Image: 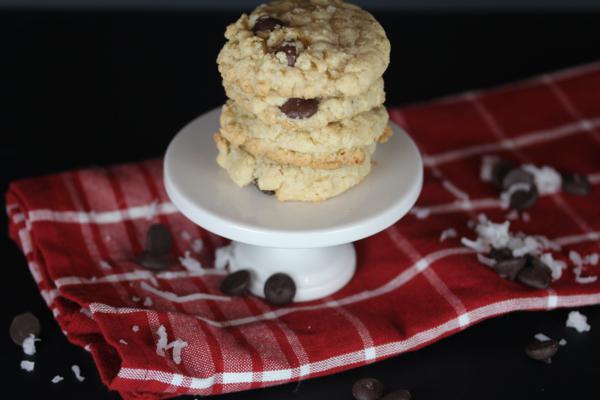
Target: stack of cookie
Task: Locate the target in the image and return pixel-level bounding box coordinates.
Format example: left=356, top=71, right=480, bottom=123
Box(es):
left=215, top=0, right=391, bottom=201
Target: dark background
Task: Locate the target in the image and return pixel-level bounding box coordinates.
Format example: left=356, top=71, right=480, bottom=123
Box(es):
left=2, top=7, right=600, bottom=400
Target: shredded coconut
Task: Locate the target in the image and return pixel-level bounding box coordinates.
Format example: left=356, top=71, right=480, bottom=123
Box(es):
left=156, top=325, right=168, bottom=356
left=143, top=296, right=153, bottom=307
left=539, top=253, right=566, bottom=280
left=80, top=307, right=93, bottom=318
left=84, top=344, right=92, bottom=352
left=132, top=325, right=140, bottom=333
left=191, top=238, right=204, bottom=254
left=155, top=325, right=188, bottom=365
left=570, top=250, right=599, bottom=284
left=534, top=333, right=551, bottom=341
left=559, top=339, right=567, bottom=346
left=480, top=155, right=500, bottom=182
left=119, top=339, right=128, bottom=345
left=180, top=231, right=192, bottom=241
left=440, top=228, right=457, bottom=242
left=20, top=360, right=35, bottom=372
left=522, top=164, right=562, bottom=195
left=521, top=212, right=530, bottom=223
left=98, top=260, right=111, bottom=270
left=71, top=365, right=85, bottom=382
left=566, top=311, right=591, bottom=333
left=214, top=244, right=235, bottom=269
left=570, top=250, right=583, bottom=267
left=179, top=251, right=204, bottom=273
left=51, top=375, right=64, bottom=384
left=132, top=296, right=141, bottom=302
left=22, top=334, right=40, bottom=356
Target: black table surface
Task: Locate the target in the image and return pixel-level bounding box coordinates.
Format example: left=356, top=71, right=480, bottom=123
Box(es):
left=2, top=10, right=600, bottom=400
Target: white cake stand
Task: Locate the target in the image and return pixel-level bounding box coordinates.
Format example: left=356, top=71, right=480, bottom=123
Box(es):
left=164, top=107, right=423, bottom=302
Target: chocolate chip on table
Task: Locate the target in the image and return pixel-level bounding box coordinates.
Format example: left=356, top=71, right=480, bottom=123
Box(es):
left=264, top=273, right=296, bottom=305
left=517, top=257, right=551, bottom=289
left=352, top=377, right=385, bottom=400
left=525, top=339, right=559, bottom=363
left=280, top=98, right=319, bottom=119
left=275, top=43, right=297, bottom=66
left=493, top=257, right=527, bottom=280
left=145, top=224, right=172, bottom=255
left=252, top=16, right=285, bottom=34
left=137, top=223, right=172, bottom=271
left=502, top=168, right=534, bottom=190
left=10, top=312, right=40, bottom=346
left=220, top=270, right=251, bottom=296
left=508, top=183, right=538, bottom=209
left=562, top=172, right=592, bottom=195
left=491, top=160, right=514, bottom=187
left=381, top=389, right=412, bottom=400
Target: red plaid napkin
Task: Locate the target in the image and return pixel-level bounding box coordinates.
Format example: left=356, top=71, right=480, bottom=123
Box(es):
left=7, top=62, right=600, bottom=399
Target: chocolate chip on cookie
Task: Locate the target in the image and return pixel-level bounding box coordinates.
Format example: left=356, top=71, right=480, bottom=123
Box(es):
left=252, top=16, right=285, bottom=34
left=275, top=43, right=297, bottom=66
left=280, top=98, right=319, bottom=119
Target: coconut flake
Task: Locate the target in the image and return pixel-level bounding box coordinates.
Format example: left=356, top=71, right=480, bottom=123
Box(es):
left=539, top=253, right=566, bottom=280
left=461, top=237, right=489, bottom=253
left=480, top=155, right=500, bottom=182
left=414, top=208, right=431, bottom=219
left=506, top=210, right=519, bottom=220
left=534, top=333, right=551, bottom=341
left=179, top=251, right=203, bottom=273
left=20, top=360, right=35, bottom=372
left=191, top=239, right=204, bottom=253
left=570, top=250, right=583, bottom=267
left=156, top=325, right=168, bottom=356
left=119, top=339, right=128, bottom=345
left=22, top=334, right=40, bottom=356
left=143, top=296, right=153, bottom=307
left=131, top=296, right=141, bottom=303
left=440, top=228, right=458, bottom=242
left=559, top=339, right=567, bottom=346
left=71, top=365, right=85, bottom=382
left=51, top=375, right=64, bottom=384
left=521, top=212, right=530, bottom=223
left=566, top=310, right=591, bottom=333
left=132, top=325, right=140, bottom=332
left=166, top=339, right=188, bottom=365
left=181, top=231, right=192, bottom=241
left=522, top=164, right=562, bottom=195
left=477, top=253, right=497, bottom=267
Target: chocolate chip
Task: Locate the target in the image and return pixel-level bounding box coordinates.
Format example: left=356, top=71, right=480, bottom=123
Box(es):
left=280, top=98, right=319, bottom=119
left=491, top=160, right=514, bottom=187
left=252, top=16, right=285, bottom=34
left=517, top=258, right=551, bottom=289
left=220, top=270, right=251, bottom=296
left=10, top=312, right=40, bottom=346
left=136, top=251, right=170, bottom=271
left=502, top=168, right=534, bottom=190
left=381, top=389, right=412, bottom=400
left=562, top=172, right=592, bottom=196
left=275, top=43, right=297, bottom=66
left=489, top=247, right=514, bottom=262
left=264, top=273, right=296, bottom=305
left=145, top=224, right=172, bottom=255
left=509, top=183, right=538, bottom=209
left=352, top=378, right=385, bottom=400
left=525, top=339, right=559, bottom=363
left=493, top=257, right=527, bottom=280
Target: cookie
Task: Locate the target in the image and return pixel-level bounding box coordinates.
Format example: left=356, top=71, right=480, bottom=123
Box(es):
left=220, top=100, right=389, bottom=154
left=214, top=133, right=373, bottom=201
left=223, top=78, right=385, bottom=129
left=217, top=0, right=390, bottom=98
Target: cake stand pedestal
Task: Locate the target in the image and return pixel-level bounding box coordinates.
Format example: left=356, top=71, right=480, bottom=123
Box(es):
left=164, top=107, right=423, bottom=302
